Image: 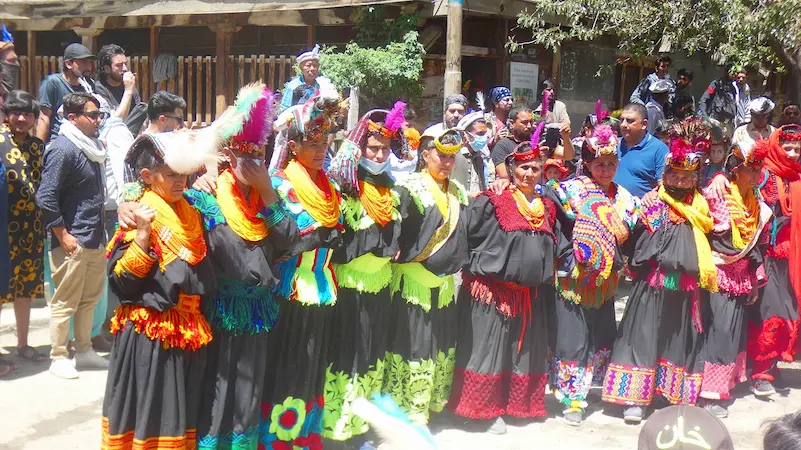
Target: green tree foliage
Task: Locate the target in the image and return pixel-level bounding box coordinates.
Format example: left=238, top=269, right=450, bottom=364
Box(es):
left=511, top=0, right=801, bottom=99
left=320, top=31, right=425, bottom=107
left=353, top=5, right=422, bottom=47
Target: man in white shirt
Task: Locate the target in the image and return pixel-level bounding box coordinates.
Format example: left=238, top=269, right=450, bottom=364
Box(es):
left=535, top=79, right=571, bottom=125
left=732, top=97, right=776, bottom=156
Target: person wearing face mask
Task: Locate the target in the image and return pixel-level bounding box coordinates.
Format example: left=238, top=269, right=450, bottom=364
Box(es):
left=453, top=112, right=494, bottom=195
left=448, top=132, right=559, bottom=434
left=386, top=128, right=469, bottom=427
left=546, top=124, right=640, bottom=426
left=696, top=141, right=772, bottom=419
left=601, top=135, right=716, bottom=423
left=323, top=107, right=406, bottom=447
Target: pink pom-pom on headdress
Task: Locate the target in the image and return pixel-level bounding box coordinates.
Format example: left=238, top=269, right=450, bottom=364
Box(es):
left=670, top=138, right=692, bottom=161
left=592, top=124, right=615, bottom=145
left=385, top=101, right=407, bottom=134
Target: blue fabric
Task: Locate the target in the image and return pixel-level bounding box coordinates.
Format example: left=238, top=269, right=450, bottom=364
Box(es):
left=208, top=279, right=279, bottom=336
left=612, top=133, right=669, bottom=198
left=0, top=162, right=9, bottom=295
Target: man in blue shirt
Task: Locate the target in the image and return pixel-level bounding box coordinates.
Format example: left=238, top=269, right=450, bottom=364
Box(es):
left=613, top=103, right=670, bottom=198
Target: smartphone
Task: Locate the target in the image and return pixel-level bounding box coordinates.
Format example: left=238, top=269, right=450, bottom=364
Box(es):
left=545, top=125, right=561, bottom=150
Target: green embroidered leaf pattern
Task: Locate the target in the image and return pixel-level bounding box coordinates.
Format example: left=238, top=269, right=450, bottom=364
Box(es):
left=322, top=359, right=385, bottom=441
left=381, top=350, right=455, bottom=426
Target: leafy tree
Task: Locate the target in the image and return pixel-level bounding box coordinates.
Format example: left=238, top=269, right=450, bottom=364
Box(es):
left=510, top=0, right=801, bottom=101
left=320, top=31, right=425, bottom=108
left=353, top=5, right=422, bottom=47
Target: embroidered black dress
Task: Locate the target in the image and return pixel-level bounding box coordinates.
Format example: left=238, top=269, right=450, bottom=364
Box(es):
left=385, top=172, right=468, bottom=425
left=324, top=170, right=401, bottom=441
left=257, top=169, right=343, bottom=450
left=102, top=195, right=217, bottom=449
left=448, top=190, right=557, bottom=420
left=601, top=199, right=706, bottom=407
left=185, top=183, right=299, bottom=450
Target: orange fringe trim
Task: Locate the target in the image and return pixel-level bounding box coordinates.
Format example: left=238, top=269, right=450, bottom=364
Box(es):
left=102, top=417, right=197, bottom=450
left=113, top=241, right=157, bottom=279
left=110, top=293, right=212, bottom=351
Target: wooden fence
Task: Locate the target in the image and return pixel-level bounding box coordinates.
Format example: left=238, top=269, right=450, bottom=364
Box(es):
left=18, top=54, right=297, bottom=127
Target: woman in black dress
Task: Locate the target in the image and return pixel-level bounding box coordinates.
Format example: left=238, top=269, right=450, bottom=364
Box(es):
left=324, top=108, right=404, bottom=445
left=449, top=139, right=559, bottom=434
left=601, top=136, right=716, bottom=423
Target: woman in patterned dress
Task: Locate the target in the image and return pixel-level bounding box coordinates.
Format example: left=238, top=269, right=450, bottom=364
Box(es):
left=0, top=90, right=47, bottom=365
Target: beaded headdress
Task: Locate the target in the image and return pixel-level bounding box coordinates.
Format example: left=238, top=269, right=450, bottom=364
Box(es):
left=666, top=138, right=703, bottom=171
left=581, top=124, right=619, bottom=161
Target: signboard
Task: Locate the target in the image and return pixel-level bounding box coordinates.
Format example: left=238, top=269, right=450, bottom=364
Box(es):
left=509, top=62, right=539, bottom=106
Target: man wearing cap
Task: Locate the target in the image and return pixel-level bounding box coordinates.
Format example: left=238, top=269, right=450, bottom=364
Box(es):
left=35, top=43, right=96, bottom=145
left=488, top=86, right=513, bottom=146
left=453, top=112, right=494, bottom=194
left=279, top=44, right=331, bottom=113
left=646, top=79, right=671, bottom=134
left=732, top=96, right=776, bottom=155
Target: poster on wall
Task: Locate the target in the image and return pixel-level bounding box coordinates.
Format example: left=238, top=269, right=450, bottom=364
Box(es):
left=509, top=62, right=539, bottom=106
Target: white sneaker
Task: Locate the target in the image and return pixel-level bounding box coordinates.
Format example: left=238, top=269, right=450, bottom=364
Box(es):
left=50, top=358, right=79, bottom=379
left=74, top=349, right=110, bottom=370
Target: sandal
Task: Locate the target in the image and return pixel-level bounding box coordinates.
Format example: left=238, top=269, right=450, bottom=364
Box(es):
left=17, top=345, right=48, bottom=363
left=0, top=356, right=17, bottom=377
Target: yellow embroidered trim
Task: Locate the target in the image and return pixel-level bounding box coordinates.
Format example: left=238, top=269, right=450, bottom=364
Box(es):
left=114, top=241, right=156, bottom=279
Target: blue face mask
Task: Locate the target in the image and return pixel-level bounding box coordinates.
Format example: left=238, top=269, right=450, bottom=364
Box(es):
left=470, top=134, right=489, bottom=151
left=360, top=157, right=391, bottom=175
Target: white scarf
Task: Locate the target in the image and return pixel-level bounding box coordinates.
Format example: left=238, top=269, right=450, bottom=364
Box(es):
left=59, top=121, right=106, bottom=163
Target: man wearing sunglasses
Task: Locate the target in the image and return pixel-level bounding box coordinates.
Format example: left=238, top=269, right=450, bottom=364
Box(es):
left=732, top=97, right=776, bottom=156
left=143, top=90, right=186, bottom=134
left=36, top=92, right=110, bottom=379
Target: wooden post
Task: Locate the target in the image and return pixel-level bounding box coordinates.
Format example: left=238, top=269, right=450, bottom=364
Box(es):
left=27, top=31, right=36, bottom=95
left=74, top=28, right=102, bottom=52
left=149, top=26, right=159, bottom=92
left=444, top=0, right=463, bottom=98
left=307, top=25, right=315, bottom=48
left=210, top=24, right=240, bottom=119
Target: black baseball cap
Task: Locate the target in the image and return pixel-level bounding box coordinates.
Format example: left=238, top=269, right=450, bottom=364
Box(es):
left=638, top=405, right=735, bottom=450
left=64, top=43, right=95, bottom=60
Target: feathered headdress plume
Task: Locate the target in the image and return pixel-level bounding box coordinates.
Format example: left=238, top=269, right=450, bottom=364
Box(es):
left=541, top=90, right=551, bottom=117
left=530, top=121, right=546, bottom=149
left=385, top=101, right=406, bottom=134
left=216, top=81, right=275, bottom=152
left=475, top=91, right=486, bottom=112
left=595, top=99, right=609, bottom=123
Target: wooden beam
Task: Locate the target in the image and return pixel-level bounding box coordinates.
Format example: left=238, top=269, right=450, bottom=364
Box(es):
left=149, top=26, right=159, bottom=92
left=444, top=0, right=463, bottom=98
left=26, top=31, right=36, bottom=95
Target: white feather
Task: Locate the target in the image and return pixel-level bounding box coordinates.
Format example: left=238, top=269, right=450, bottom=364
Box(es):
left=160, top=126, right=223, bottom=175
left=476, top=91, right=486, bottom=112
